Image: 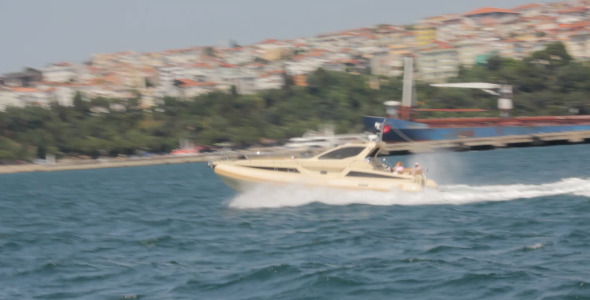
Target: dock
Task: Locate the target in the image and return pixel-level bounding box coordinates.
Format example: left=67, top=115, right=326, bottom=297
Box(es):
left=382, top=130, right=590, bottom=154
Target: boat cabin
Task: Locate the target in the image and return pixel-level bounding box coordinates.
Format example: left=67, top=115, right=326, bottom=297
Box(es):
left=313, top=141, right=385, bottom=161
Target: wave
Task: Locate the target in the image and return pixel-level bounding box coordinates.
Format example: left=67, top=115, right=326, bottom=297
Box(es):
left=229, top=177, right=590, bottom=209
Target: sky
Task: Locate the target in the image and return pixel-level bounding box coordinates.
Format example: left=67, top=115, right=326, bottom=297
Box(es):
left=0, top=0, right=555, bottom=73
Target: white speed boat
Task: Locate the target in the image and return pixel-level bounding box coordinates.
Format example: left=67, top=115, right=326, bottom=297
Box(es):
left=209, top=141, right=437, bottom=193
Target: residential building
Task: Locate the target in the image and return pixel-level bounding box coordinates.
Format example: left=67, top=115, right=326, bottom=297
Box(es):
left=370, top=53, right=405, bottom=77
left=464, top=7, right=521, bottom=26
left=416, top=42, right=459, bottom=82
left=174, top=79, right=218, bottom=98
left=42, top=62, right=80, bottom=83
left=1, top=68, right=43, bottom=87
left=565, top=29, right=590, bottom=59
left=455, top=39, right=493, bottom=66
left=415, top=25, right=437, bottom=46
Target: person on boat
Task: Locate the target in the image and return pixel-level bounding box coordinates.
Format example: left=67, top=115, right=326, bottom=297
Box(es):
left=413, top=162, right=423, bottom=175
left=392, top=161, right=405, bottom=174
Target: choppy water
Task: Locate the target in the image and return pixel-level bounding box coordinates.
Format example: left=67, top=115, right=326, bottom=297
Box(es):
left=1, top=144, right=589, bottom=299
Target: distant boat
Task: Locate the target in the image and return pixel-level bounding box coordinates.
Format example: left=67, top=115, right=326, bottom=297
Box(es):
left=171, top=140, right=204, bottom=156
left=171, top=147, right=201, bottom=156
left=364, top=57, right=590, bottom=142
left=283, top=128, right=368, bottom=150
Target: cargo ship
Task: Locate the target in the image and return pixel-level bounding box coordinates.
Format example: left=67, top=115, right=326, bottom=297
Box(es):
left=363, top=58, right=590, bottom=142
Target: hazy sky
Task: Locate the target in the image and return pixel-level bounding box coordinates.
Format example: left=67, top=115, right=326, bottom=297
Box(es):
left=0, top=0, right=553, bottom=73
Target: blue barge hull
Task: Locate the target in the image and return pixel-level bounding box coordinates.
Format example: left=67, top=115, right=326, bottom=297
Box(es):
left=363, top=116, right=590, bottom=142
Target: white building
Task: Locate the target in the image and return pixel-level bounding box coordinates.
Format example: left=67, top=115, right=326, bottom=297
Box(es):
left=42, top=62, right=80, bottom=83
left=285, top=56, right=329, bottom=75
left=455, top=39, right=493, bottom=66
left=255, top=73, right=284, bottom=90
left=224, top=75, right=258, bottom=95
left=370, top=53, right=405, bottom=77
left=173, top=79, right=218, bottom=98
left=49, top=86, right=77, bottom=106
left=416, top=43, right=459, bottom=82
left=0, top=88, right=18, bottom=111
left=0, top=87, right=50, bottom=110
left=566, top=30, right=590, bottom=60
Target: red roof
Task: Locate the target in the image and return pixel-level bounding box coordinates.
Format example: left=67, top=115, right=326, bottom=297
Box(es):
left=559, top=6, right=588, bottom=14
left=292, top=54, right=306, bottom=61
left=523, top=15, right=556, bottom=22
left=176, top=79, right=217, bottom=87
left=260, top=39, right=280, bottom=44
left=54, top=62, right=73, bottom=67
left=190, top=62, right=214, bottom=68
left=513, top=3, right=541, bottom=11
left=434, top=40, right=454, bottom=49
left=559, top=21, right=590, bottom=30
left=39, top=81, right=85, bottom=87
left=465, top=7, right=520, bottom=16
left=13, top=87, right=41, bottom=92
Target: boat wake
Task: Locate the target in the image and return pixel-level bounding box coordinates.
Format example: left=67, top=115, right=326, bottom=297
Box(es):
left=228, top=177, right=590, bottom=209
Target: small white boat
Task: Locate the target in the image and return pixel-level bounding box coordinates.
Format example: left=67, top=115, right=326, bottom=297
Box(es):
left=209, top=140, right=437, bottom=193
left=283, top=132, right=368, bottom=150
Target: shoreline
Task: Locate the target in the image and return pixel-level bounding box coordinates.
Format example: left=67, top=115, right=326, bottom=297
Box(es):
left=0, top=154, right=217, bottom=174
left=5, top=132, right=589, bottom=174
left=0, top=148, right=309, bottom=175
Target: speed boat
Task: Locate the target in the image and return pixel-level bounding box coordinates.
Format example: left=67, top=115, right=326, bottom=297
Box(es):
left=209, top=141, right=437, bottom=193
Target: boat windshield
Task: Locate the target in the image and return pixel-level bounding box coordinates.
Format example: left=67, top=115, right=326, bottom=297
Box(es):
left=318, top=146, right=365, bottom=160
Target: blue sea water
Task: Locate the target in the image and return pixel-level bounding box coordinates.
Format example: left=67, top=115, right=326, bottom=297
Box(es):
left=1, top=144, right=590, bottom=299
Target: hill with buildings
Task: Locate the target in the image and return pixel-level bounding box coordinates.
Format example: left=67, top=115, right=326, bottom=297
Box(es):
left=1, top=1, right=590, bottom=162
left=1, top=1, right=590, bottom=111
left=1, top=42, right=589, bottom=162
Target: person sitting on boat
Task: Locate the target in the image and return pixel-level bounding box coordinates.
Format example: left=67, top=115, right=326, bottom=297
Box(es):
left=412, top=162, right=423, bottom=175
left=392, top=161, right=405, bottom=174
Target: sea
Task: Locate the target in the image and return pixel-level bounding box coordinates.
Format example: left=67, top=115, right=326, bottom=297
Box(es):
left=1, top=144, right=589, bottom=300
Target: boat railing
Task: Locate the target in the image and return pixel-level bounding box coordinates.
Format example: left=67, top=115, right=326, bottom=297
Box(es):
left=368, top=157, right=392, bottom=171
left=413, top=173, right=426, bottom=186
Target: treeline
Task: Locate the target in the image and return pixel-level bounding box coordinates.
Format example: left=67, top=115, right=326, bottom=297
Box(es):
left=1, top=42, right=589, bottom=162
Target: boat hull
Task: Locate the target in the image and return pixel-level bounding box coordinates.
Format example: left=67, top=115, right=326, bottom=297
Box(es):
left=363, top=116, right=590, bottom=142
left=214, top=163, right=431, bottom=193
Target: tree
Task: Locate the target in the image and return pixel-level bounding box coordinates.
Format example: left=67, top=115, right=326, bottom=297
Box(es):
left=204, top=47, right=216, bottom=57
left=229, top=39, right=241, bottom=48
left=72, top=91, right=90, bottom=117
left=531, top=41, right=572, bottom=67
left=282, top=73, right=295, bottom=92
left=486, top=55, right=503, bottom=71
left=230, top=85, right=238, bottom=97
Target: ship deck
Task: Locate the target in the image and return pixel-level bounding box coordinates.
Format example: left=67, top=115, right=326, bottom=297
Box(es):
left=381, top=130, right=590, bottom=154
left=416, top=115, right=590, bottom=128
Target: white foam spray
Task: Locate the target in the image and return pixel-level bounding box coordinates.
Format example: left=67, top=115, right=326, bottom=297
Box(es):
left=228, top=177, right=590, bottom=209
left=525, top=243, right=545, bottom=250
